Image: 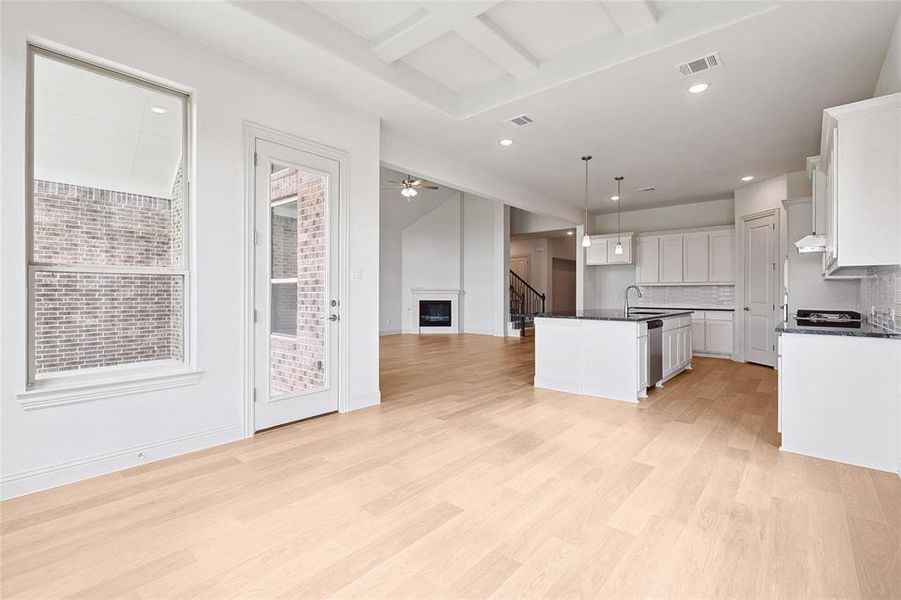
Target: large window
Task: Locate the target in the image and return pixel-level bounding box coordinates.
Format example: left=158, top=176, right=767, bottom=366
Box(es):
left=27, top=47, right=190, bottom=385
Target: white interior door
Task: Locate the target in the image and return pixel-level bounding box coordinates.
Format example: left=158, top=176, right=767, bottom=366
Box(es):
left=743, top=213, right=776, bottom=366
left=254, top=139, right=340, bottom=430
left=510, top=255, right=530, bottom=282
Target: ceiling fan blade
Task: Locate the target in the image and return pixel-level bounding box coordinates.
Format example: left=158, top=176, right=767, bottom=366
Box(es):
left=380, top=187, right=399, bottom=190
left=388, top=180, right=404, bottom=184
left=408, top=179, right=423, bottom=185
left=414, top=185, right=440, bottom=190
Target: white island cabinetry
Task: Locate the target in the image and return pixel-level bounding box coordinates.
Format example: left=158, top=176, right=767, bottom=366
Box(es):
left=534, top=311, right=693, bottom=404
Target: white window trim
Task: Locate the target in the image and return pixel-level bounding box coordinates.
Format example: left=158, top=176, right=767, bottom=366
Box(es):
left=23, top=44, right=198, bottom=404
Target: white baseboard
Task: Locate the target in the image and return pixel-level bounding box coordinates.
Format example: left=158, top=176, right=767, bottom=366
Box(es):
left=534, top=376, right=581, bottom=395
left=347, top=390, right=380, bottom=412
left=0, top=423, right=243, bottom=500
left=379, top=329, right=402, bottom=336
left=462, top=328, right=496, bottom=336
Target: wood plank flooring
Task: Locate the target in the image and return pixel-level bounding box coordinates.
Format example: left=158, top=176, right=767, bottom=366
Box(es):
left=2, top=333, right=899, bottom=599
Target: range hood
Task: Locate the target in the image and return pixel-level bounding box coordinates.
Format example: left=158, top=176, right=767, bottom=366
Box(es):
left=794, top=233, right=826, bottom=253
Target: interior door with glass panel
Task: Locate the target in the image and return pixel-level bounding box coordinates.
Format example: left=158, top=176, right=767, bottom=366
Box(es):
left=254, top=139, right=339, bottom=430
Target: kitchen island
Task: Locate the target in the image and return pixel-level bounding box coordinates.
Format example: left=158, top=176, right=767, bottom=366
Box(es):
left=534, top=309, right=693, bottom=404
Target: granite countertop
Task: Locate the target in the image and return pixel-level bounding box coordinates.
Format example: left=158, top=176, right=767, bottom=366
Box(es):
left=536, top=309, right=694, bottom=322
left=776, top=317, right=901, bottom=340
left=632, top=305, right=735, bottom=312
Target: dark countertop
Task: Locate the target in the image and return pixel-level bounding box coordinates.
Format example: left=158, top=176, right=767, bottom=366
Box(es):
left=633, top=305, right=734, bottom=312
left=536, top=309, right=694, bottom=322
left=776, top=317, right=901, bottom=340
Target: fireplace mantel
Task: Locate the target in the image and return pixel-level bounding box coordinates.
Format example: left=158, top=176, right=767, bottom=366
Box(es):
left=410, top=289, right=461, bottom=334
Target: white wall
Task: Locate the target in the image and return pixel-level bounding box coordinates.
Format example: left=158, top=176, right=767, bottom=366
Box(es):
left=401, top=195, right=463, bottom=332
left=593, top=198, right=734, bottom=234
left=379, top=232, right=404, bottom=335
left=875, top=11, right=901, bottom=96
left=393, top=191, right=505, bottom=335
left=1, top=1, right=381, bottom=498
left=785, top=199, right=858, bottom=312
left=462, top=194, right=504, bottom=335
left=510, top=207, right=574, bottom=236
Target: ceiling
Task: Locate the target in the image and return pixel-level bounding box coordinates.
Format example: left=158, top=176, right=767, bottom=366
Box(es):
left=33, top=52, right=183, bottom=198
left=379, top=167, right=457, bottom=230
left=117, top=1, right=900, bottom=212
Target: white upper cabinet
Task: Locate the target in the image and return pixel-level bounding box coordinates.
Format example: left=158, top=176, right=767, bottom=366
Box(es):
left=585, top=233, right=633, bottom=266
left=682, top=232, right=709, bottom=282
left=606, top=235, right=632, bottom=264
left=585, top=237, right=608, bottom=265
left=821, top=93, right=900, bottom=277
left=659, top=235, right=684, bottom=283
left=708, top=230, right=734, bottom=282
left=636, top=236, right=660, bottom=283
left=634, top=226, right=734, bottom=285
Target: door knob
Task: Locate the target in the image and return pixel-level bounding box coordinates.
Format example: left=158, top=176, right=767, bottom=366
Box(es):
left=329, top=314, right=340, bottom=321
left=743, top=306, right=750, bottom=311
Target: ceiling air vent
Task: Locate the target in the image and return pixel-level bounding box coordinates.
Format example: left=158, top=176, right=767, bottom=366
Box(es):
left=636, top=186, right=655, bottom=192
left=506, top=114, right=534, bottom=127
left=676, top=52, right=722, bottom=77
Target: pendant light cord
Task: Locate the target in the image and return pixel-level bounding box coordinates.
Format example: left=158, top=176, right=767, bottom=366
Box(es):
left=616, top=178, right=622, bottom=243
left=581, top=156, right=592, bottom=234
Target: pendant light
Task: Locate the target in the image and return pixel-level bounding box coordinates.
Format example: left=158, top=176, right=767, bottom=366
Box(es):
left=581, top=156, right=592, bottom=248
left=613, top=176, right=624, bottom=255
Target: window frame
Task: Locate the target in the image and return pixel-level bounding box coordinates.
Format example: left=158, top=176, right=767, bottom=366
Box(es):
left=25, top=44, right=193, bottom=389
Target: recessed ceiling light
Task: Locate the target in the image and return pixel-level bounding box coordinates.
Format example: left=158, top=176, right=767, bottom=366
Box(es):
left=687, top=83, right=709, bottom=94
left=741, top=175, right=754, bottom=182
left=150, top=105, right=168, bottom=114
left=566, top=230, right=574, bottom=236
left=610, top=195, right=620, bottom=201
left=499, top=138, right=514, bottom=147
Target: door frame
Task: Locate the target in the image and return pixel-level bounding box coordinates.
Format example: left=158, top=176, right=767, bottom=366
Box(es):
left=736, top=207, right=781, bottom=365
left=242, top=122, right=350, bottom=437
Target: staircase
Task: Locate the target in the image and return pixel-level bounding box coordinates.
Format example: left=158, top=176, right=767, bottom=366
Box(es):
left=510, top=270, right=546, bottom=337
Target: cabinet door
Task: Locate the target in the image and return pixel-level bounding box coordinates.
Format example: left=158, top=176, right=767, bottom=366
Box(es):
left=607, top=235, right=632, bottom=264
left=661, top=331, right=670, bottom=375
left=683, top=327, right=692, bottom=365
left=691, top=319, right=706, bottom=353
left=586, top=238, right=608, bottom=265
left=659, top=235, right=684, bottom=283
left=683, top=232, right=709, bottom=283
left=705, top=320, right=733, bottom=354
left=708, top=230, right=735, bottom=282
left=638, top=335, right=648, bottom=391
left=636, top=236, right=660, bottom=283
left=824, top=128, right=838, bottom=268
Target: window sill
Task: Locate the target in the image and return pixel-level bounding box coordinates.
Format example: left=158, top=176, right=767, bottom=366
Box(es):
left=17, top=368, right=204, bottom=410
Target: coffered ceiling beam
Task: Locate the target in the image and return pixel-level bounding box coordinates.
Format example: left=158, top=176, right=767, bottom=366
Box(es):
left=602, top=0, right=657, bottom=35
left=456, top=15, right=539, bottom=79
left=370, top=2, right=500, bottom=64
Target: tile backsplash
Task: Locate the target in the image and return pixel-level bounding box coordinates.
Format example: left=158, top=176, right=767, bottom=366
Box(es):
left=632, top=285, right=735, bottom=309
left=858, top=266, right=901, bottom=333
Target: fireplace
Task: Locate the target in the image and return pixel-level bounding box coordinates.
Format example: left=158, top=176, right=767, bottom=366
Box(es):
left=419, top=300, right=452, bottom=327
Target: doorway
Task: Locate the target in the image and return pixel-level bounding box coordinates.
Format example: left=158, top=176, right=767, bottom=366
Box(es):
left=742, top=211, right=777, bottom=366
left=253, top=138, right=340, bottom=430
left=552, top=258, right=577, bottom=313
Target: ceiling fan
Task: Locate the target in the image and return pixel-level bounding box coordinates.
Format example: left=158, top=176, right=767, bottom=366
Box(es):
left=381, top=175, right=438, bottom=199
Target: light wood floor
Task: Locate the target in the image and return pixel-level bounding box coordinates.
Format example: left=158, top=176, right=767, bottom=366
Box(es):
left=2, top=334, right=899, bottom=599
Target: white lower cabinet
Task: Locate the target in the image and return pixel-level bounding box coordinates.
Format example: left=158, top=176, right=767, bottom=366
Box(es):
left=637, top=334, right=649, bottom=395
left=690, top=311, right=734, bottom=356
left=691, top=319, right=706, bottom=352
left=705, top=319, right=733, bottom=355
left=661, top=316, right=692, bottom=380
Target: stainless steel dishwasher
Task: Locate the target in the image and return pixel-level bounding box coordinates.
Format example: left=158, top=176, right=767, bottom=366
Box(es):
left=647, top=320, right=663, bottom=387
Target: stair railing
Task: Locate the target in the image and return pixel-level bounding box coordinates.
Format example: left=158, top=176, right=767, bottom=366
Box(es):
left=509, top=270, right=546, bottom=336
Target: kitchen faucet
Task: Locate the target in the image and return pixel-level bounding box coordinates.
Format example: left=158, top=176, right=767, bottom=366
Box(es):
left=624, top=285, right=642, bottom=315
